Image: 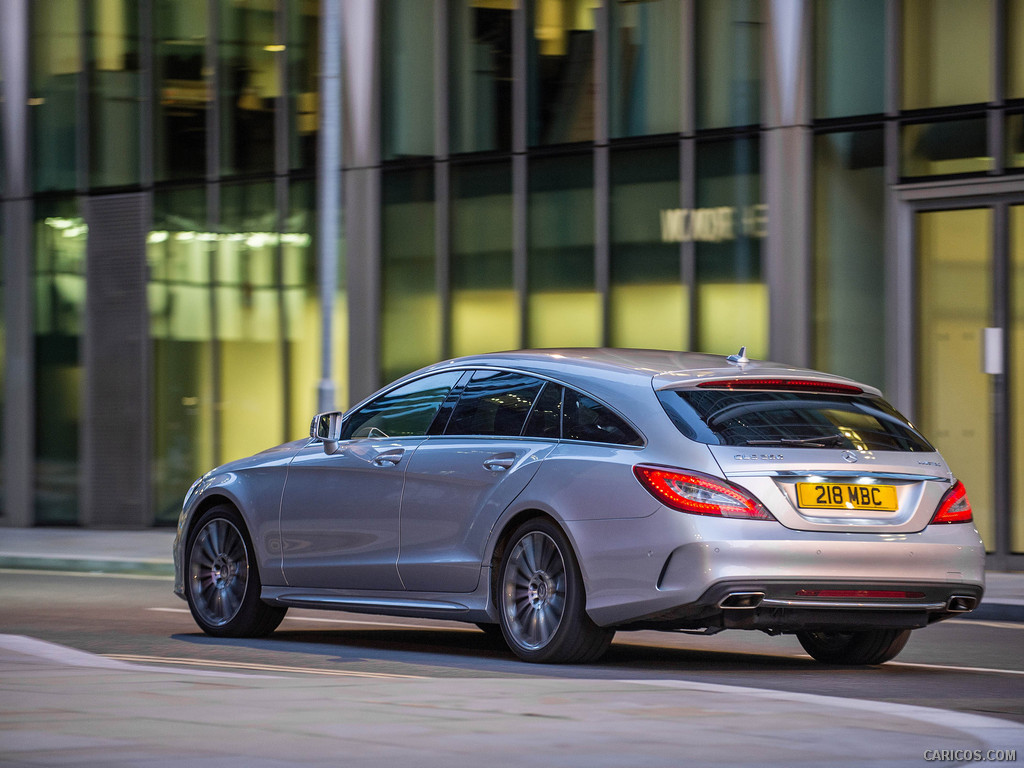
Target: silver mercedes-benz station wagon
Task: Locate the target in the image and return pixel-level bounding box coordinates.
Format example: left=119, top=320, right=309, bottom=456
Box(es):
left=173, top=349, right=985, bottom=665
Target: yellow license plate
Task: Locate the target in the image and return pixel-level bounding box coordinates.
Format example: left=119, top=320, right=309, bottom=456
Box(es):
left=797, top=482, right=898, bottom=511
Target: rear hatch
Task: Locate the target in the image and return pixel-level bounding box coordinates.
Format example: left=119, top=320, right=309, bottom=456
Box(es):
left=655, top=373, right=954, bottom=534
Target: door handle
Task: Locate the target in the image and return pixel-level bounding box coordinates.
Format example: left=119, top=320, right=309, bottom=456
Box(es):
left=372, top=449, right=404, bottom=467
left=483, top=456, right=515, bottom=472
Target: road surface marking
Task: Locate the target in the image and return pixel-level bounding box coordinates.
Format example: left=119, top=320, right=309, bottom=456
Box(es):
left=103, top=653, right=425, bottom=679
left=887, top=661, right=1024, bottom=676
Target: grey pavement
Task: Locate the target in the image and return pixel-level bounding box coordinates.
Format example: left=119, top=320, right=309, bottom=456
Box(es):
left=1, top=633, right=1023, bottom=768
left=0, top=526, right=1022, bottom=621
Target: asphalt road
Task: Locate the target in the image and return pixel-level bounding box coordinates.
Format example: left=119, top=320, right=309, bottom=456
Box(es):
left=2, top=570, right=1022, bottom=725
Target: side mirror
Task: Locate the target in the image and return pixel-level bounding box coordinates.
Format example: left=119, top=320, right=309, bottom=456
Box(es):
left=310, top=411, right=345, bottom=455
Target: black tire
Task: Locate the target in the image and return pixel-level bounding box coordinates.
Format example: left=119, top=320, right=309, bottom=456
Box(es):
left=184, top=504, right=286, bottom=638
left=796, top=628, right=912, bottom=665
left=497, top=518, right=614, bottom=664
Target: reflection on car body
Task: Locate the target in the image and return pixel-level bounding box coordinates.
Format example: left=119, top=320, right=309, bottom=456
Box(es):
left=173, top=348, right=985, bottom=665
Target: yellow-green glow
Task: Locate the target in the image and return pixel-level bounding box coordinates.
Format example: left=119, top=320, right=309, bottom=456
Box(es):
left=528, top=291, right=601, bottom=348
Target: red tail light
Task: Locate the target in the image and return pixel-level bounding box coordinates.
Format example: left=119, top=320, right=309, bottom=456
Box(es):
left=633, top=465, right=775, bottom=521
left=930, top=480, right=972, bottom=524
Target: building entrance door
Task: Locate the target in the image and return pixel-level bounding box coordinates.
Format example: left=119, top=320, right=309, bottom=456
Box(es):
left=909, top=196, right=1024, bottom=566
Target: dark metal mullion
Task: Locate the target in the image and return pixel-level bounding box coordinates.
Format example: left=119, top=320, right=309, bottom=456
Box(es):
left=435, top=0, right=451, bottom=360
left=140, top=0, right=153, bottom=189
left=207, top=0, right=223, bottom=466
left=681, top=0, right=697, bottom=351
left=594, top=1, right=609, bottom=346
left=989, top=0, right=1006, bottom=176
left=513, top=0, right=528, bottom=347
left=275, top=1, right=291, bottom=443
left=77, top=0, right=90, bottom=193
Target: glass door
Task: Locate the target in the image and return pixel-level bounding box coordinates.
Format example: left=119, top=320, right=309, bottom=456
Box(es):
left=916, top=208, right=995, bottom=547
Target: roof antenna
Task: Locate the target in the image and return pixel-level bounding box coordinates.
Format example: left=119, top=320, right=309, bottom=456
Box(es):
left=727, top=346, right=749, bottom=365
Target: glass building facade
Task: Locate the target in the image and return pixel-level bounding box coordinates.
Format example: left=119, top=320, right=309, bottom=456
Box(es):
left=1, top=0, right=1022, bottom=568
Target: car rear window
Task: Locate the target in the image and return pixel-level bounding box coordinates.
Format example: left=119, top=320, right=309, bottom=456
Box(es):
left=657, top=389, right=934, bottom=452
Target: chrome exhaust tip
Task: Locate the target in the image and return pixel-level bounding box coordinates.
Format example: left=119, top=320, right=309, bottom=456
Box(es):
left=718, top=592, right=765, bottom=609
left=946, top=595, right=978, bottom=612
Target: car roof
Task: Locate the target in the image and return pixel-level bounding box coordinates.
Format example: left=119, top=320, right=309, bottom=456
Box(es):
left=419, top=348, right=881, bottom=397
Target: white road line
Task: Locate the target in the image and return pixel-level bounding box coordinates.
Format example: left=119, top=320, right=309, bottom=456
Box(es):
left=148, top=606, right=478, bottom=631
left=887, top=661, right=1024, bottom=676
left=103, top=653, right=425, bottom=679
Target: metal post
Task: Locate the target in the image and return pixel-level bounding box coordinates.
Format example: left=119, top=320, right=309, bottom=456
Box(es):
left=317, top=0, right=342, bottom=413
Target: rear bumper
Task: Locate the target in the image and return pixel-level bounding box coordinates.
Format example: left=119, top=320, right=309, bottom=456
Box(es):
left=617, top=578, right=984, bottom=632
left=564, top=508, right=986, bottom=628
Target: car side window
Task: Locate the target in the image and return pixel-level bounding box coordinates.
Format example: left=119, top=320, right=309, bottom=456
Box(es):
left=341, top=371, right=462, bottom=439
left=563, top=388, right=643, bottom=446
left=444, top=370, right=545, bottom=437
left=523, top=382, right=563, bottom=439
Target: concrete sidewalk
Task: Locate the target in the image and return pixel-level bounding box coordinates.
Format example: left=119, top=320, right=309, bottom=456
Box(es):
left=1, top=526, right=1021, bottom=621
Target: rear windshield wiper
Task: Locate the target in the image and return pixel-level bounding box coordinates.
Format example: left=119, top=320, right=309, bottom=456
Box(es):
left=740, top=435, right=846, bottom=448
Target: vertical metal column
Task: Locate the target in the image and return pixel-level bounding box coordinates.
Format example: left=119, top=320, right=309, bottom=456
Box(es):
left=342, top=0, right=382, bottom=403
left=1, top=0, right=34, bottom=527
left=318, top=0, right=342, bottom=411
left=763, top=0, right=812, bottom=367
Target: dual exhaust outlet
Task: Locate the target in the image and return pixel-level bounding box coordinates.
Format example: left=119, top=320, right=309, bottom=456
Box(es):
left=717, top=591, right=979, bottom=613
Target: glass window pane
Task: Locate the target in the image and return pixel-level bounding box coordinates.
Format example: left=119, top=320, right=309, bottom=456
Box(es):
left=528, top=153, right=599, bottom=347
left=1012, top=205, right=1024, bottom=553
left=150, top=187, right=215, bottom=522
left=155, top=0, right=207, bottom=182
left=563, top=389, right=642, bottom=445
left=449, top=0, right=514, bottom=154
left=382, top=0, right=435, bottom=160
left=916, top=208, right=994, bottom=549
left=814, top=0, right=885, bottom=118
left=217, top=182, right=284, bottom=463
left=450, top=161, right=518, bottom=356
left=902, top=0, right=993, bottom=110
left=901, top=118, right=992, bottom=177
left=382, top=167, right=440, bottom=382
left=529, top=0, right=598, bottom=146
left=344, top=372, right=462, bottom=439
left=695, top=138, right=767, bottom=357
left=31, top=0, right=81, bottom=192
left=88, top=0, right=140, bottom=188
left=220, top=0, right=277, bottom=176
left=524, top=382, right=563, bottom=439
left=610, top=145, right=686, bottom=350
left=1008, top=112, right=1024, bottom=169
left=813, top=130, right=886, bottom=390
left=289, top=1, right=319, bottom=171
left=446, top=370, right=544, bottom=436
left=696, top=0, right=761, bottom=129
left=34, top=198, right=86, bottom=524
left=609, top=0, right=682, bottom=138
left=1010, top=0, right=1024, bottom=99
